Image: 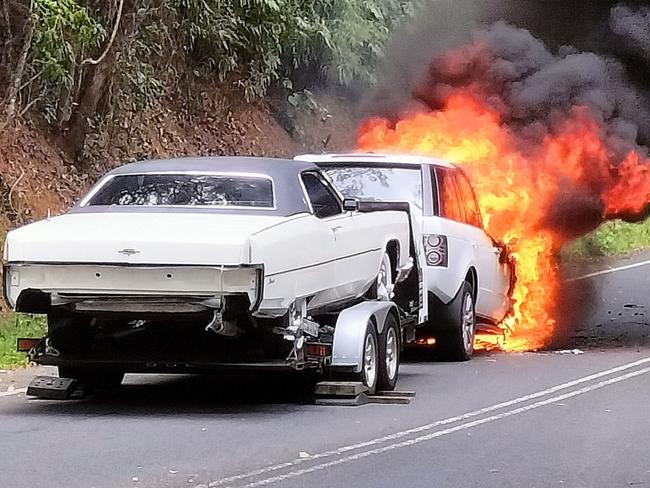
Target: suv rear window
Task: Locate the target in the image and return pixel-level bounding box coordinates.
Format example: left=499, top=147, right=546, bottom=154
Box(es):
left=86, top=173, right=275, bottom=208
left=323, top=166, right=423, bottom=212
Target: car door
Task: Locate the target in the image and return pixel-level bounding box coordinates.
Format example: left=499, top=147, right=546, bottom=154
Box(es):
left=300, top=171, right=359, bottom=308
left=454, top=170, right=510, bottom=321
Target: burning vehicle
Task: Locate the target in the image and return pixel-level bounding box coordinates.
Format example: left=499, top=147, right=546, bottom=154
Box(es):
left=354, top=2, right=650, bottom=351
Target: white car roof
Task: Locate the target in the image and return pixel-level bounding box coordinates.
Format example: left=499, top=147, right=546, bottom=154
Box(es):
left=295, top=153, right=457, bottom=169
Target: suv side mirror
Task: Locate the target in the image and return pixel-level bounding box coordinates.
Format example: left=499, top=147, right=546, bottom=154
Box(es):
left=343, top=198, right=359, bottom=212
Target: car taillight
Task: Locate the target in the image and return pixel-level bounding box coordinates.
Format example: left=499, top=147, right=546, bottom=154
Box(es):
left=423, top=234, right=448, bottom=267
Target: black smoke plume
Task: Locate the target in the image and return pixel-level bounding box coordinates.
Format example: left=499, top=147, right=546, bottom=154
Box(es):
left=362, top=0, right=650, bottom=228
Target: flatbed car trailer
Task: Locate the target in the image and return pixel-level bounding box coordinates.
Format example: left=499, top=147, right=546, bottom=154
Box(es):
left=16, top=201, right=428, bottom=404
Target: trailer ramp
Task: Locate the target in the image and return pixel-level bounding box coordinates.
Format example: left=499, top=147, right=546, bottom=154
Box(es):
left=314, top=381, right=415, bottom=406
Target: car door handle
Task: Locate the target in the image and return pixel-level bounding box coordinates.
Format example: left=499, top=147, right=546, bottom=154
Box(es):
left=330, top=226, right=343, bottom=232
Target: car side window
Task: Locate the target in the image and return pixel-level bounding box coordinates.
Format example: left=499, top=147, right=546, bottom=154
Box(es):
left=435, top=168, right=464, bottom=223
left=455, top=171, right=483, bottom=228
left=301, top=172, right=343, bottom=219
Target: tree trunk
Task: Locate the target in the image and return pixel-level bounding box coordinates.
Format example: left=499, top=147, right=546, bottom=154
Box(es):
left=63, top=0, right=131, bottom=164
left=62, top=51, right=117, bottom=162
left=4, top=11, right=34, bottom=123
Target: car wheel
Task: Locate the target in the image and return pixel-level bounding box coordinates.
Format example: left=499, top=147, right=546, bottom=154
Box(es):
left=367, top=252, right=394, bottom=301
left=377, top=314, right=400, bottom=391
left=48, top=312, right=95, bottom=354
left=436, top=281, right=475, bottom=361
left=58, top=367, right=125, bottom=390
left=351, top=324, right=379, bottom=395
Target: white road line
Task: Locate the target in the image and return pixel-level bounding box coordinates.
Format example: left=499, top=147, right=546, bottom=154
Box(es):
left=207, top=356, right=650, bottom=487
left=566, top=259, right=650, bottom=282
left=243, top=365, right=650, bottom=487
left=0, top=387, right=26, bottom=398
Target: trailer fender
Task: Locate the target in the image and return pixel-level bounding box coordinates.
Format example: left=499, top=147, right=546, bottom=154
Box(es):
left=331, top=301, right=399, bottom=373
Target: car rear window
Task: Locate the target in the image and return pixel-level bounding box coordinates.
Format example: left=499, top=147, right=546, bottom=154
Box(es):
left=85, top=173, right=275, bottom=208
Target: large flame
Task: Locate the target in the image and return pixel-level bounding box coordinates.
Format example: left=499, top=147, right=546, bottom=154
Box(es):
left=357, top=93, right=650, bottom=351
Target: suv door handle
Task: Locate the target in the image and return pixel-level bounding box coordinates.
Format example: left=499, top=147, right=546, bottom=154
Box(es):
left=330, top=226, right=343, bottom=232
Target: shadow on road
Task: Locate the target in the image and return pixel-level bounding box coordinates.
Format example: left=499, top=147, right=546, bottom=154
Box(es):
left=6, top=372, right=327, bottom=417
left=4, top=352, right=450, bottom=415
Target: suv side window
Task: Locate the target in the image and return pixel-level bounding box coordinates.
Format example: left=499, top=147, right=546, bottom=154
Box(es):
left=435, top=167, right=464, bottom=223
left=301, top=172, right=343, bottom=219
left=455, top=171, right=483, bottom=228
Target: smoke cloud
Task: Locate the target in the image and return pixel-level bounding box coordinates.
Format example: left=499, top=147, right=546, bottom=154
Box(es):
left=362, top=0, right=650, bottom=226
left=366, top=1, right=650, bottom=139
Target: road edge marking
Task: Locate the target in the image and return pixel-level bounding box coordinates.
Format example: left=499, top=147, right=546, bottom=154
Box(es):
left=566, top=259, right=650, bottom=282
left=243, top=365, right=650, bottom=487
left=0, top=387, right=26, bottom=398
left=207, top=356, right=650, bottom=487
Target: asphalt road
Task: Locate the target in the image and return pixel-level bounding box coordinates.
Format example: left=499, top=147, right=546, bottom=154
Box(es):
left=0, top=252, right=649, bottom=488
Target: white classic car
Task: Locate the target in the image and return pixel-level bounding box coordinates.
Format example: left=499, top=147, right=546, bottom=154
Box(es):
left=3, top=157, right=412, bottom=388
left=297, top=153, right=515, bottom=361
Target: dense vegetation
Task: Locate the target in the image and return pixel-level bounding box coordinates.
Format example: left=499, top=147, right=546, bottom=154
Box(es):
left=0, top=0, right=412, bottom=162
left=564, top=219, right=650, bottom=259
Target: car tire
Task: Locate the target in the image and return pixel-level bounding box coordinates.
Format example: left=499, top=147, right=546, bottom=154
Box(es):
left=377, top=314, right=400, bottom=391
left=436, top=281, right=475, bottom=361
left=58, top=367, right=125, bottom=390
left=48, top=312, right=95, bottom=354
left=352, top=323, right=379, bottom=395
left=367, top=252, right=394, bottom=301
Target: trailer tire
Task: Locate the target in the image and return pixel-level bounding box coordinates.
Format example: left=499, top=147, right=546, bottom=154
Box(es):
left=59, top=367, right=124, bottom=390
left=352, top=323, right=379, bottom=395
left=377, top=313, right=400, bottom=391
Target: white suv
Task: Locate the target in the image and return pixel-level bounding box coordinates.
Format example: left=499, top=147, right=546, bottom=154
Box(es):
left=296, top=153, right=514, bottom=360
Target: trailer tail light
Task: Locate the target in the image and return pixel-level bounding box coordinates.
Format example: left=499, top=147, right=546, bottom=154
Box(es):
left=423, top=234, right=448, bottom=267
left=306, top=343, right=331, bottom=358
left=416, top=337, right=436, bottom=346
left=16, top=337, right=40, bottom=353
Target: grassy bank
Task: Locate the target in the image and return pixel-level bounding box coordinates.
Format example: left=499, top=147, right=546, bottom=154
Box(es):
left=564, top=218, right=650, bottom=259
left=0, top=314, right=46, bottom=369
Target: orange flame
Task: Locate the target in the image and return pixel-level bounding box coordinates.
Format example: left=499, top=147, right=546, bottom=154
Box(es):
left=357, top=93, right=649, bottom=351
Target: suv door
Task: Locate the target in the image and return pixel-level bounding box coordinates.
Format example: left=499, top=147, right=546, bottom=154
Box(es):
left=454, top=170, right=510, bottom=321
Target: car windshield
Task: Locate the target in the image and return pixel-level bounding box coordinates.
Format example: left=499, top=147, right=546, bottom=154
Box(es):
left=85, top=173, right=275, bottom=208
left=323, top=166, right=423, bottom=212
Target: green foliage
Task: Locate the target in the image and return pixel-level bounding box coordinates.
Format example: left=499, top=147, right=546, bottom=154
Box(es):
left=32, top=0, right=105, bottom=82
left=0, top=314, right=46, bottom=369
left=319, top=0, right=414, bottom=86
left=31, top=0, right=105, bottom=122
left=175, top=0, right=412, bottom=100
left=564, top=219, right=650, bottom=259
left=175, top=0, right=324, bottom=100
left=3, top=0, right=413, bottom=143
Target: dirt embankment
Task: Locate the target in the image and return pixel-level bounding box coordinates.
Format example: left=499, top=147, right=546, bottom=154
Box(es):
left=0, top=89, right=355, bottom=222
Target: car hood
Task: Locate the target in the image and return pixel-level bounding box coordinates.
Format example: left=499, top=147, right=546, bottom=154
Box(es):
left=4, top=212, right=287, bottom=265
